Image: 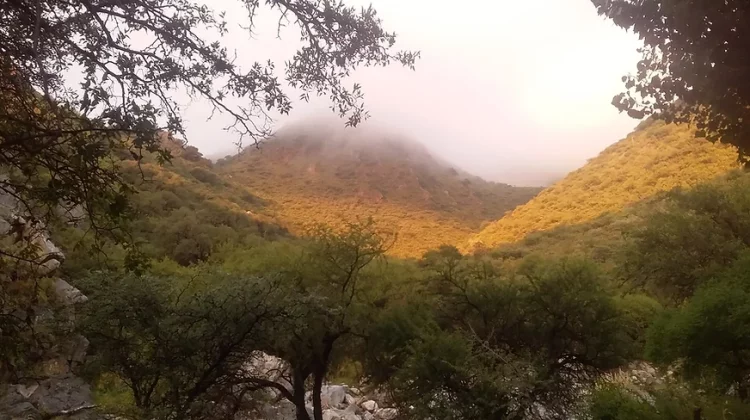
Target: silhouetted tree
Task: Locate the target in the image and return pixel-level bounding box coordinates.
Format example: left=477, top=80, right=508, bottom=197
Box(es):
left=591, top=0, right=750, bottom=159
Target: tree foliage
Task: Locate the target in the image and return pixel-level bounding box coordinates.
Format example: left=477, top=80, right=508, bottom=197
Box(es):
left=621, top=170, right=750, bottom=302
left=0, top=0, right=416, bottom=259
left=591, top=0, right=750, bottom=159
left=78, top=269, right=289, bottom=419
left=365, top=250, right=639, bottom=419
left=646, top=254, right=750, bottom=401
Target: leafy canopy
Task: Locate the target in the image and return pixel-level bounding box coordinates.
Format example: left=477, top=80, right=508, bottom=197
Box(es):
left=591, top=0, right=750, bottom=159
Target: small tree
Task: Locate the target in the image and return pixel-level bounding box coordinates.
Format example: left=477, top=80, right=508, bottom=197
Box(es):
left=239, top=219, right=394, bottom=420
left=620, top=173, right=750, bottom=302
left=78, top=270, right=289, bottom=419
left=367, top=254, right=638, bottom=419
left=646, top=254, right=750, bottom=402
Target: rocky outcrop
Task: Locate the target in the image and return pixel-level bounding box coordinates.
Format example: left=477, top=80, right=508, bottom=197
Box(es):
left=0, top=192, right=96, bottom=419
left=252, top=380, right=400, bottom=420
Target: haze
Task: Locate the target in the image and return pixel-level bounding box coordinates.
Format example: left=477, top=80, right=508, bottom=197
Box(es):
left=181, top=0, right=644, bottom=186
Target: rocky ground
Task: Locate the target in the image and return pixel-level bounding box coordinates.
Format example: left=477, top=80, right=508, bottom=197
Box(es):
left=255, top=383, right=399, bottom=420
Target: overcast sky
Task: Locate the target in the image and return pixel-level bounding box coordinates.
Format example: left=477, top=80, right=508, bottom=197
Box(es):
left=179, top=0, right=644, bottom=186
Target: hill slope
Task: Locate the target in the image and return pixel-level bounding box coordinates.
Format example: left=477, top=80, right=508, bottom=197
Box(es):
left=55, top=134, right=287, bottom=273
left=467, top=120, right=740, bottom=250
left=217, top=123, right=541, bottom=257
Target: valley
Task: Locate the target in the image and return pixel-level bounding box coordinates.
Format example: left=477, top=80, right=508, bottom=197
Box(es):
left=5, top=2, right=750, bottom=419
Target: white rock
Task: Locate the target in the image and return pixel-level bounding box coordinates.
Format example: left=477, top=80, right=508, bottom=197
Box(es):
left=361, top=400, right=378, bottom=412
left=344, top=393, right=357, bottom=406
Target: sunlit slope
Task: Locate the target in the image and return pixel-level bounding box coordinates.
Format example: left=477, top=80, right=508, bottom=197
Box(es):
left=217, top=124, right=541, bottom=257
left=467, top=120, right=739, bottom=250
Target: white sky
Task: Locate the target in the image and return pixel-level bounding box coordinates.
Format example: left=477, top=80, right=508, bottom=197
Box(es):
left=179, top=0, right=644, bottom=186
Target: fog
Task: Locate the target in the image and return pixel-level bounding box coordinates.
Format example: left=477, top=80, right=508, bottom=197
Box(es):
left=181, top=0, right=644, bottom=186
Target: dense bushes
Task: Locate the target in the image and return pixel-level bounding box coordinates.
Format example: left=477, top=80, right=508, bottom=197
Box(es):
left=47, top=132, right=750, bottom=420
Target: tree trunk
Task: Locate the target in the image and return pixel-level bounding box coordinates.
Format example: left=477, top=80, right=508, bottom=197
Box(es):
left=739, top=382, right=749, bottom=402
left=692, top=407, right=702, bottom=420
left=293, top=369, right=311, bottom=420
left=312, top=368, right=325, bottom=420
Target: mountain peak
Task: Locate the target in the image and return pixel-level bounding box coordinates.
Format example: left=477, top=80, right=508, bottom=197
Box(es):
left=218, top=122, right=541, bottom=257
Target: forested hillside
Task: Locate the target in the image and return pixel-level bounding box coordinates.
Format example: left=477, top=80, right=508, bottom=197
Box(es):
left=216, top=124, right=541, bottom=257
left=467, top=120, right=739, bottom=250
left=54, top=134, right=288, bottom=275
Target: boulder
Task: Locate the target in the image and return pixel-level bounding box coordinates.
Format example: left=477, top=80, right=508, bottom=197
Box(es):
left=258, top=399, right=297, bottom=420
left=55, top=279, right=88, bottom=305
left=361, top=400, right=378, bottom=412
left=0, top=385, right=42, bottom=420
left=27, top=376, right=93, bottom=415
left=0, top=377, right=96, bottom=420
left=321, top=385, right=348, bottom=409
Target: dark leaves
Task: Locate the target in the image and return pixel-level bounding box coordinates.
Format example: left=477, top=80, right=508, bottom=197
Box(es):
left=593, top=0, right=750, bottom=158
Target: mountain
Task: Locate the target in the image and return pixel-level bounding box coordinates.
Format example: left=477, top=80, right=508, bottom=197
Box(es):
left=216, top=123, right=542, bottom=257
left=467, top=119, right=740, bottom=251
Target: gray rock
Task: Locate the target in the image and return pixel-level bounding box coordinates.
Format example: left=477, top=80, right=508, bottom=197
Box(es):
left=321, top=385, right=347, bottom=409
left=259, top=399, right=297, bottom=420
left=322, top=409, right=340, bottom=420
left=361, top=400, right=378, bottom=412
left=27, top=376, right=93, bottom=415
left=55, top=279, right=87, bottom=305
left=0, top=218, right=11, bottom=236
left=344, top=393, right=357, bottom=406
left=0, top=385, right=42, bottom=420
left=374, top=408, right=398, bottom=420
left=322, top=409, right=360, bottom=420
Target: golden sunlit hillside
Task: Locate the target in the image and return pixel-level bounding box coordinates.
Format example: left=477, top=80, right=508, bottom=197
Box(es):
left=216, top=123, right=542, bottom=257
left=467, top=119, right=740, bottom=250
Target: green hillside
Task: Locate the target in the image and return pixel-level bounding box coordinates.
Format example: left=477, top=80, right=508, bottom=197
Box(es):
left=467, top=120, right=740, bottom=251
left=54, top=134, right=287, bottom=273
left=216, top=125, right=541, bottom=257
